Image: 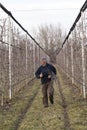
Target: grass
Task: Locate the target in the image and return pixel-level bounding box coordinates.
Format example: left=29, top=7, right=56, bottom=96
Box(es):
left=0, top=68, right=87, bottom=130
left=17, top=81, right=64, bottom=130
left=0, top=79, right=40, bottom=130
left=58, top=68, right=87, bottom=130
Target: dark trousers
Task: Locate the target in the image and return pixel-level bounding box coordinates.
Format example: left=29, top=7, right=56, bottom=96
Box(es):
left=42, top=81, right=54, bottom=106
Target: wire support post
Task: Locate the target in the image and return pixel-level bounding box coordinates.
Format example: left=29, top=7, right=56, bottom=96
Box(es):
left=8, top=16, right=12, bottom=99
left=81, top=12, right=86, bottom=99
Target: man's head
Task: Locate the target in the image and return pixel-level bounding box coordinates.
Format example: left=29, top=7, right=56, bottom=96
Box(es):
left=41, top=58, right=47, bottom=66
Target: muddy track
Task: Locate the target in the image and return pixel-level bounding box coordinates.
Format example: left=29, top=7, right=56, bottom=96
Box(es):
left=56, top=76, right=71, bottom=130
left=14, top=86, right=40, bottom=130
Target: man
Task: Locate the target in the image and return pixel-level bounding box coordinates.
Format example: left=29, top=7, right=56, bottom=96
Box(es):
left=35, top=58, right=57, bottom=108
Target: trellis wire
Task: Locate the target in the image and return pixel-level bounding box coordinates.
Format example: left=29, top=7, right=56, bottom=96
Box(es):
left=0, top=10, right=49, bottom=106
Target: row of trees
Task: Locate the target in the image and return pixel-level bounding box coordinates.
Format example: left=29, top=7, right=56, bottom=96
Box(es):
left=36, top=24, right=65, bottom=63
left=1, top=7, right=87, bottom=106
left=0, top=16, right=48, bottom=106
left=57, top=12, right=87, bottom=99
left=34, top=12, right=87, bottom=99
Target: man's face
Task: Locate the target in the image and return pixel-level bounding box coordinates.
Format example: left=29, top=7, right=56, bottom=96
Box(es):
left=41, top=60, right=47, bottom=66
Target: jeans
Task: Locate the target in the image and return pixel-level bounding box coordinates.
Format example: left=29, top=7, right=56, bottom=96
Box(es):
left=42, top=81, right=54, bottom=107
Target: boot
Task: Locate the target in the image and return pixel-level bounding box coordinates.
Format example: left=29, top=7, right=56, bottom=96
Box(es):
left=49, top=95, right=54, bottom=104
left=43, top=97, right=48, bottom=107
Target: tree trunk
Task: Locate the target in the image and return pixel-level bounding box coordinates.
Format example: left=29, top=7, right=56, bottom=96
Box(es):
left=49, top=53, right=57, bottom=64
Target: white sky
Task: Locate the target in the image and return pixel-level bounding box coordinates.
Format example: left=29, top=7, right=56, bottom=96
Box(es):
left=0, top=0, right=86, bottom=34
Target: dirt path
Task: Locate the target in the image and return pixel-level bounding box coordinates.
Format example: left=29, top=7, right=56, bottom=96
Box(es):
left=14, top=69, right=87, bottom=130
left=0, top=80, right=40, bottom=130
left=17, top=69, right=73, bottom=130
left=57, top=68, right=87, bottom=130
left=1, top=69, right=87, bottom=130
left=17, top=80, right=64, bottom=130
left=14, top=86, right=40, bottom=130
left=56, top=74, right=71, bottom=130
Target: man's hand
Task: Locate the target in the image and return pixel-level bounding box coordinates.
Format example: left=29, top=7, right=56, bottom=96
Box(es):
left=40, top=73, right=43, bottom=78
left=48, top=75, right=51, bottom=79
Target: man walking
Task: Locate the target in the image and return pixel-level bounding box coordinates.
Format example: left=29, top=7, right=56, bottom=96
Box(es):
left=35, top=58, right=57, bottom=108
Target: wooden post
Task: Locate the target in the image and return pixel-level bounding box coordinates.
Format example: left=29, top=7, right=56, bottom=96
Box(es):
left=33, top=44, right=35, bottom=77
left=25, top=35, right=28, bottom=86
left=39, top=47, right=40, bottom=66
left=8, top=16, right=12, bottom=99
left=62, top=49, right=65, bottom=70
left=81, top=12, right=86, bottom=99
left=26, top=35, right=28, bottom=77
left=71, top=36, right=74, bottom=84
left=65, top=43, right=68, bottom=76
left=1, top=42, right=3, bottom=106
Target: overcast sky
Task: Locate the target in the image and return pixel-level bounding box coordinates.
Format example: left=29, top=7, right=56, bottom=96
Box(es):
left=0, top=0, right=86, bottom=34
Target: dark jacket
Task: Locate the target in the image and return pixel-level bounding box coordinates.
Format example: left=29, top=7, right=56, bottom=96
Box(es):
left=35, top=63, right=57, bottom=84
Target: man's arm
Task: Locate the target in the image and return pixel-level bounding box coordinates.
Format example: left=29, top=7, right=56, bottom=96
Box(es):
left=50, top=64, right=57, bottom=75
left=35, top=67, right=42, bottom=79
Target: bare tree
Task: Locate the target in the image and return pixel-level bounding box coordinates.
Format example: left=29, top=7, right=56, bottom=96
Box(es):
left=37, top=24, right=65, bottom=63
